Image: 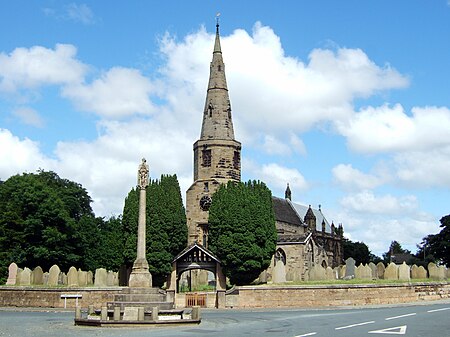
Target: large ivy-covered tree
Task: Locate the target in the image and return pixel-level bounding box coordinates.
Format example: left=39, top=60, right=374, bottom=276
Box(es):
left=122, top=174, right=187, bottom=287
left=208, top=180, right=277, bottom=285
left=0, top=170, right=100, bottom=282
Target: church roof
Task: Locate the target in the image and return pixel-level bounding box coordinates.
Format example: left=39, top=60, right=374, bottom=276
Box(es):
left=272, top=197, right=303, bottom=226
left=272, top=196, right=332, bottom=233
left=290, top=202, right=332, bottom=233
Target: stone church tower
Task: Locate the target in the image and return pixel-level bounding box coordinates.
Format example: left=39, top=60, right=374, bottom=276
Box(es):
left=186, top=23, right=241, bottom=246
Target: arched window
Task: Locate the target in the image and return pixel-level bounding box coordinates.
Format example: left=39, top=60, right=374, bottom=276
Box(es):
left=275, top=248, right=286, bottom=265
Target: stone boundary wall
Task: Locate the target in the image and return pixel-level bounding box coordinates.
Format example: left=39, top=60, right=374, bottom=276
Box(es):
left=225, top=282, right=450, bottom=309
left=0, top=287, right=123, bottom=308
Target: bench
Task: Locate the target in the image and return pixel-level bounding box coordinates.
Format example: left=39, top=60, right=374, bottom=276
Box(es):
left=61, top=294, right=82, bottom=308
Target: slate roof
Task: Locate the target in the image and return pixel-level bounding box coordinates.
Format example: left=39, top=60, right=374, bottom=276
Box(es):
left=272, top=196, right=332, bottom=233
left=272, top=197, right=303, bottom=226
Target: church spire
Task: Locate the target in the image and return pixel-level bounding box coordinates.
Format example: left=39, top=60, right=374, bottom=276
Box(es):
left=200, top=20, right=235, bottom=140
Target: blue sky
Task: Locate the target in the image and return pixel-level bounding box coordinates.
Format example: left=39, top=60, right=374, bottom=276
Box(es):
left=1, top=1, right=449, bottom=256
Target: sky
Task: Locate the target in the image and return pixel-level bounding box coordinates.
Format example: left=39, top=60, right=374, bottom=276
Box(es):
left=1, top=1, right=449, bottom=257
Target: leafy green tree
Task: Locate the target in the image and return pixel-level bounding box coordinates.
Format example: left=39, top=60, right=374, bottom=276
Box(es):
left=208, top=180, right=277, bottom=285
left=343, top=239, right=371, bottom=264
left=122, top=174, right=187, bottom=287
left=418, top=215, right=450, bottom=267
left=382, top=240, right=411, bottom=263
left=0, top=171, right=97, bottom=282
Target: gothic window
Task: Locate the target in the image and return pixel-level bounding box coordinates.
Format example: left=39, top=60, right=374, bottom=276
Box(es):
left=204, top=182, right=209, bottom=192
left=218, top=65, right=222, bottom=71
left=233, top=151, right=240, bottom=169
left=275, top=248, right=286, bottom=265
left=202, top=149, right=211, bottom=167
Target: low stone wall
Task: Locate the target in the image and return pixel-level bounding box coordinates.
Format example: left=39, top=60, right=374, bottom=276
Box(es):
left=226, top=282, right=450, bottom=308
left=0, top=287, right=123, bottom=308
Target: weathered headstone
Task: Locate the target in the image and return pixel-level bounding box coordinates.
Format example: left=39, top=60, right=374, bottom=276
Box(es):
left=19, top=267, right=32, bottom=286
left=78, top=269, right=88, bottom=286
left=369, top=262, right=377, bottom=279
left=344, top=257, right=356, bottom=278
left=32, top=266, right=44, bottom=285
left=339, top=265, right=346, bottom=279
left=6, top=263, right=18, bottom=285
left=384, top=263, right=399, bottom=280
left=87, top=271, right=94, bottom=285
left=326, top=266, right=336, bottom=280
left=16, top=268, right=23, bottom=285
left=59, top=272, right=67, bottom=286
left=376, top=262, right=385, bottom=279
left=438, top=266, right=447, bottom=280
left=428, top=262, right=443, bottom=280
left=411, top=265, right=427, bottom=279
left=355, top=264, right=372, bottom=279
left=43, top=272, right=49, bottom=286
left=398, top=262, right=410, bottom=281
left=309, top=264, right=326, bottom=281
left=48, top=265, right=61, bottom=286
left=67, top=267, right=79, bottom=287
left=94, top=268, right=107, bottom=287
left=107, top=271, right=115, bottom=286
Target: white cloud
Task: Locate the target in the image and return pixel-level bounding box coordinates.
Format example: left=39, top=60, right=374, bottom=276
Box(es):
left=62, top=67, right=156, bottom=118
left=247, top=162, right=308, bottom=193
left=0, top=44, right=87, bottom=93
left=13, top=107, right=44, bottom=127
left=332, top=164, right=386, bottom=190
left=0, top=129, right=53, bottom=178
left=338, top=104, right=450, bottom=153
left=340, top=190, right=418, bottom=215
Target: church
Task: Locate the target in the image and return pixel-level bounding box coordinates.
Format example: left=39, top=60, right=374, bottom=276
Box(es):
left=184, top=22, right=343, bottom=284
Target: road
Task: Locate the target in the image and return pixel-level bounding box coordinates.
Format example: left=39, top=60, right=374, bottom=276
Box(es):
left=0, top=300, right=449, bottom=337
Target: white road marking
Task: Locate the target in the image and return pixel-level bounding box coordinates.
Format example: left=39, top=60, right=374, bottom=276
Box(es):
left=385, top=313, right=416, bottom=320
left=294, top=333, right=317, bottom=337
left=427, top=307, right=450, bottom=313
left=335, top=320, right=375, bottom=330
left=368, top=325, right=407, bottom=334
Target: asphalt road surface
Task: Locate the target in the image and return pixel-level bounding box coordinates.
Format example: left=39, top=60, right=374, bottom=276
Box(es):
left=0, top=300, right=449, bottom=337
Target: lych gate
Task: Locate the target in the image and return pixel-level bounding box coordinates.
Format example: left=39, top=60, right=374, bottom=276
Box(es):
left=167, top=243, right=226, bottom=308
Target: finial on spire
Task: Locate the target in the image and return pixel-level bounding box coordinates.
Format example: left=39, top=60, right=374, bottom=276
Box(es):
left=216, top=12, right=221, bottom=33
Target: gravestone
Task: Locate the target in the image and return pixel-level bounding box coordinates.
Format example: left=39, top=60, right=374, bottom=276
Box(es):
left=32, top=266, right=44, bottom=285
left=339, top=265, right=346, bottom=279
left=78, top=269, right=88, bottom=286
left=428, top=262, right=443, bottom=280
left=411, top=265, right=427, bottom=279
left=309, top=264, right=326, bottom=281
left=344, top=258, right=356, bottom=278
left=48, top=265, right=60, bottom=286
left=107, top=271, right=115, bottom=286
left=59, top=272, right=67, bottom=285
left=369, top=262, right=377, bottom=279
left=87, top=271, right=94, bottom=285
left=20, top=267, right=32, bottom=286
left=438, top=266, right=447, bottom=280
left=384, top=263, right=399, bottom=280
left=355, top=264, right=372, bottom=279
left=16, top=268, right=23, bottom=285
left=376, top=262, right=385, bottom=279
left=43, top=272, right=49, bottom=286
left=6, top=263, right=18, bottom=285
left=94, top=268, right=107, bottom=287
left=326, top=266, right=336, bottom=280
left=398, top=262, right=410, bottom=281
left=67, top=267, right=79, bottom=287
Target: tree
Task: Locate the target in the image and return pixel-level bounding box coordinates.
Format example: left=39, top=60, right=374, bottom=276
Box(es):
left=382, top=240, right=411, bottom=264
left=343, top=239, right=371, bottom=264
left=208, top=180, right=277, bottom=285
left=0, top=171, right=98, bottom=283
left=419, top=215, right=450, bottom=267
left=122, top=174, right=187, bottom=287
